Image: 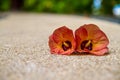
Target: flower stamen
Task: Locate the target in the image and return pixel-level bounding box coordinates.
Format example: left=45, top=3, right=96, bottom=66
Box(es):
left=85, top=40, right=91, bottom=47
left=81, top=40, right=92, bottom=51
left=62, top=41, right=72, bottom=51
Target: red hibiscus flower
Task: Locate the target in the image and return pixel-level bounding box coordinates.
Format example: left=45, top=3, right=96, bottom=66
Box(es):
left=49, top=26, right=76, bottom=55
left=75, top=24, right=109, bottom=55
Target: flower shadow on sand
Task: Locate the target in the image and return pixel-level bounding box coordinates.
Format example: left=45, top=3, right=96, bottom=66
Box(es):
left=70, top=52, right=110, bottom=56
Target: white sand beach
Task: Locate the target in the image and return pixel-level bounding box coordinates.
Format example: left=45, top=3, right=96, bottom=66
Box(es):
left=0, top=13, right=120, bottom=80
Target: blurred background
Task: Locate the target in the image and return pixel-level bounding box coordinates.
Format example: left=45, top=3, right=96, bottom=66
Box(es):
left=0, top=0, right=120, bottom=22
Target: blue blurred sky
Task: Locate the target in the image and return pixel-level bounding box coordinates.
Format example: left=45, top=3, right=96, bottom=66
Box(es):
left=93, top=0, right=102, bottom=9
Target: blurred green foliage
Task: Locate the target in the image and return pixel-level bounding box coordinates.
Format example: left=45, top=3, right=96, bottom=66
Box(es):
left=23, top=0, right=93, bottom=14
left=0, top=0, right=10, bottom=11
left=100, top=0, right=120, bottom=15
left=0, top=0, right=120, bottom=16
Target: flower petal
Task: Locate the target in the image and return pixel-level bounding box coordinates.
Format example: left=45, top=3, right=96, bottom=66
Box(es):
left=90, top=47, right=109, bottom=55
left=92, top=30, right=109, bottom=51
left=82, top=24, right=100, bottom=38
left=82, top=24, right=109, bottom=51
left=75, top=26, right=88, bottom=52
left=75, top=24, right=109, bottom=55
left=49, top=26, right=76, bottom=55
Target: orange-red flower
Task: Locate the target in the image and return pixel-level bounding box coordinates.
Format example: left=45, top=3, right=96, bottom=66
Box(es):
left=49, top=26, right=76, bottom=55
left=75, top=24, right=109, bottom=55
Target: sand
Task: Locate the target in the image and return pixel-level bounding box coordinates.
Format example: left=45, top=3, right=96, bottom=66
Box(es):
left=0, top=13, right=120, bottom=80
